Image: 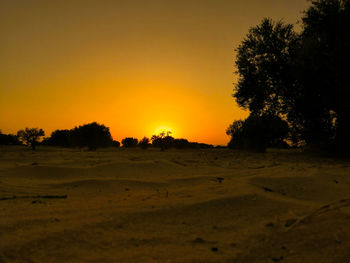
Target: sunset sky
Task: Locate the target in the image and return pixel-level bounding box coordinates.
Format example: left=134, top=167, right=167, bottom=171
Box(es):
left=1, top=0, right=310, bottom=145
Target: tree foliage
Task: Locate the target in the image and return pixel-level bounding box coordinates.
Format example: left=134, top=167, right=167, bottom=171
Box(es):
left=234, top=18, right=298, bottom=116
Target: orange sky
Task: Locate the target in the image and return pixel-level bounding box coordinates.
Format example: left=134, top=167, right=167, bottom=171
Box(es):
left=0, top=0, right=309, bottom=145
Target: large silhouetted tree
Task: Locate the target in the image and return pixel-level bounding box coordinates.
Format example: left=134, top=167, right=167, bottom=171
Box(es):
left=295, top=0, right=350, bottom=152
left=233, top=1, right=350, bottom=153
left=234, top=18, right=299, bottom=116
left=17, top=128, right=45, bottom=150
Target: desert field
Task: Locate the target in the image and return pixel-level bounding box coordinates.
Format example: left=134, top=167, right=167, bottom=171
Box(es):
left=1, top=146, right=350, bottom=263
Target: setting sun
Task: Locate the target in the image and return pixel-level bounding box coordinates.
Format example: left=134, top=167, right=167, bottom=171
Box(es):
left=153, top=126, right=174, bottom=137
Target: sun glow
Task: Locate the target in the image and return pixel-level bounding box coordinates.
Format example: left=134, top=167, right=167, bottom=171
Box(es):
left=153, top=126, right=174, bottom=137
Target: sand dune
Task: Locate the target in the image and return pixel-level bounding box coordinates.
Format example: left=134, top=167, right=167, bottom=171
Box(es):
left=1, top=146, right=349, bottom=262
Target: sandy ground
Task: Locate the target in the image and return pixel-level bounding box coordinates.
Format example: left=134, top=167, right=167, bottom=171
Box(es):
left=1, top=146, right=350, bottom=263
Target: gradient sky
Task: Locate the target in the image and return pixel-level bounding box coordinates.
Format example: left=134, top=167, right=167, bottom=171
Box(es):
left=1, top=0, right=310, bottom=145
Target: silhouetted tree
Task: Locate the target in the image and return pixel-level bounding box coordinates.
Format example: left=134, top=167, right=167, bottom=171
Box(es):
left=227, top=114, right=289, bottom=152
left=234, top=18, right=299, bottom=117
left=121, top=137, right=138, bottom=148
left=70, top=122, right=113, bottom=150
left=17, top=128, right=45, bottom=150
left=294, top=0, right=350, bottom=153
left=138, top=137, right=150, bottom=149
left=233, top=3, right=350, bottom=153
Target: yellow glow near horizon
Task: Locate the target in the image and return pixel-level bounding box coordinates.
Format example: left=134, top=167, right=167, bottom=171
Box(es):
left=153, top=126, right=174, bottom=137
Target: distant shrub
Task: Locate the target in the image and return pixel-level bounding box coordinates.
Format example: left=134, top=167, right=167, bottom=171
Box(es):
left=150, top=133, right=214, bottom=150
left=17, top=128, right=45, bottom=150
left=190, top=142, right=214, bottom=149
left=44, top=129, right=71, bottom=147
left=151, top=133, right=174, bottom=150
left=227, top=114, right=289, bottom=152
left=172, top=139, right=214, bottom=149
left=0, top=131, right=21, bottom=145
left=112, top=140, right=120, bottom=147
left=43, top=123, right=114, bottom=150
left=215, top=145, right=227, bottom=149
left=122, top=137, right=138, bottom=148
left=173, top=139, right=191, bottom=149
left=138, top=137, right=150, bottom=149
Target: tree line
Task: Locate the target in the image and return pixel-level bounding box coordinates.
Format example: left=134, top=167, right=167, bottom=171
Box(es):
left=0, top=123, right=213, bottom=151
left=227, top=0, right=350, bottom=154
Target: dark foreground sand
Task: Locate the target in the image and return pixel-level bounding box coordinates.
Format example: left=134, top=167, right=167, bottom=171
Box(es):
left=1, top=146, right=350, bottom=263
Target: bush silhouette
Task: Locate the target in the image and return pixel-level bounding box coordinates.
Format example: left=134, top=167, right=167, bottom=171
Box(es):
left=0, top=131, right=21, bottom=145
left=17, top=128, right=45, bottom=150
left=138, top=137, right=150, bottom=149
left=112, top=140, right=120, bottom=147
left=190, top=142, right=214, bottom=149
left=151, top=132, right=174, bottom=150
left=43, top=122, right=114, bottom=150
left=227, top=115, right=289, bottom=152
left=44, top=129, right=71, bottom=147
left=70, top=122, right=113, bottom=150
left=173, top=138, right=191, bottom=149
left=122, top=137, right=138, bottom=148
